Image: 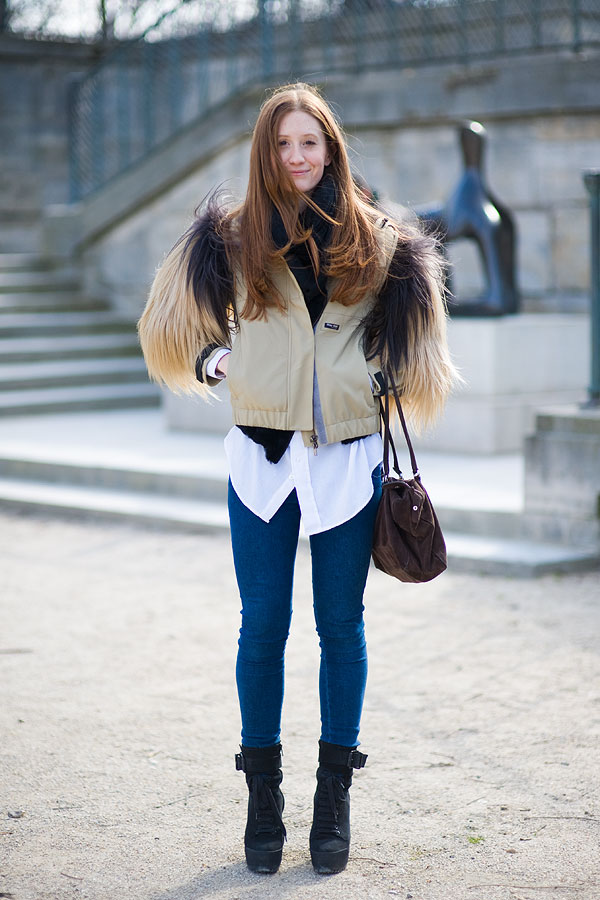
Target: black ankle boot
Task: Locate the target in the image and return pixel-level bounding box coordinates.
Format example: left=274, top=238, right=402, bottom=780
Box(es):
left=235, top=744, right=286, bottom=874
left=309, top=740, right=367, bottom=875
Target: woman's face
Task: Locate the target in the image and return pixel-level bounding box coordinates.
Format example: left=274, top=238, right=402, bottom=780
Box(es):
left=277, top=110, right=331, bottom=195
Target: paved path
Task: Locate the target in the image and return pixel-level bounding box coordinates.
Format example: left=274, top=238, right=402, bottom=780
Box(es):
left=1, top=510, right=599, bottom=900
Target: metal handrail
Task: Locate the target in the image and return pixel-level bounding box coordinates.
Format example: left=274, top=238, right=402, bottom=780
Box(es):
left=583, top=172, right=600, bottom=407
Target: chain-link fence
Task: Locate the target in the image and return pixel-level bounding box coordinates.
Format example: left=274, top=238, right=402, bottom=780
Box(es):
left=69, top=0, right=600, bottom=201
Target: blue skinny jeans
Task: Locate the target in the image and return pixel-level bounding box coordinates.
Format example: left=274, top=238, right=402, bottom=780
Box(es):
left=228, top=466, right=382, bottom=749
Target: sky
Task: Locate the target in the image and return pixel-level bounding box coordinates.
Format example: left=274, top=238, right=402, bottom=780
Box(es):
left=9, top=1, right=189, bottom=39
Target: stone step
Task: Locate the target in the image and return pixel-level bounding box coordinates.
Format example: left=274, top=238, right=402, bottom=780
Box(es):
left=0, top=292, right=109, bottom=313
left=0, top=382, right=160, bottom=416
left=435, top=505, right=524, bottom=542
left=0, top=311, right=136, bottom=337
left=0, top=409, right=525, bottom=531
left=0, top=357, right=151, bottom=391
left=0, top=409, right=594, bottom=576
left=445, top=533, right=599, bottom=577
left=0, top=450, right=514, bottom=527
left=0, top=474, right=594, bottom=575
left=0, top=447, right=575, bottom=549
left=1, top=448, right=592, bottom=564
left=0, top=254, right=53, bottom=272
left=0, top=257, right=151, bottom=417
left=0, top=334, right=142, bottom=362
left=0, top=478, right=229, bottom=533
left=0, top=269, right=80, bottom=293
left=0, top=453, right=226, bottom=502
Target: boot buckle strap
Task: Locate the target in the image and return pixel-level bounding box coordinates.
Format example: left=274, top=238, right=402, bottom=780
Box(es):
left=235, top=747, right=283, bottom=774
left=348, top=749, right=368, bottom=769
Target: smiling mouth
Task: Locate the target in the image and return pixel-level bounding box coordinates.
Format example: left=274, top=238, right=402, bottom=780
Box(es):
left=291, top=171, right=310, bottom=176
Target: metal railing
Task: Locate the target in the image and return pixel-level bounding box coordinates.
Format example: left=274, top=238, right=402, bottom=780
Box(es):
left=583, top=171, right=600, bottom=406
left=68, top=0, right=600, bottom=201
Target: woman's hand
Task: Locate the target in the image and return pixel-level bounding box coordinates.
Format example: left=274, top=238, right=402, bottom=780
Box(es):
left=215, top=352, right=230, bottom=377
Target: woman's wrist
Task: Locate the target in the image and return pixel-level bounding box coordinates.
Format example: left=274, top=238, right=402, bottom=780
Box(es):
left=204, top=348, right=231, bottom=380
left=215, top=350, right=230, bottom=377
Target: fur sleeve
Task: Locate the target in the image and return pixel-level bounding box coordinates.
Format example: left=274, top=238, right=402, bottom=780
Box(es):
left=363, top=226, right=461, bottom=429
left=137, top=196, right=235, bottom=396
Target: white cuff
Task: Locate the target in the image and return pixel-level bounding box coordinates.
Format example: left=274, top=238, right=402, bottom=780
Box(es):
left=206, top=348, right=231, bottom=380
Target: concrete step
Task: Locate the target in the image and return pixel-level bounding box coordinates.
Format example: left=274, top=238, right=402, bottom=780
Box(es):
left=0, top=254, right=53, bottom=272
left=0, top=453, right=226, bottom=502
left=0, top=292, right=109, bottom=313
left=0, top=382, right=160, bottom=416
left=0, top=311, right=136, bottom=337
left=445, top=533, right=599, bottom=577
left=0, top=357, right=151, bottom=391
left=0, top=450, right=527, bottom=536
left=0, top=477, right=229, bottom=533
left=0, top=447, right=579, bottom=551
left=0, top=409, right=595, bottom=576
left=0, top=474, right=594, bottom=576
left=0, top=334, right=142, bottom=362
left=436, top=505, right=523, bottom=542
left=0, top=269, right=80, bottom=293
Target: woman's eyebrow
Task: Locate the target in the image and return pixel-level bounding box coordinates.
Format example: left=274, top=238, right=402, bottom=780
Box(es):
left=278, top=132, right=320, bottom=139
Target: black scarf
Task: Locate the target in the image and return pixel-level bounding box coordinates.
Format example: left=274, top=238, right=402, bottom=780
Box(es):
left=238, top=175, right=338, bottom=463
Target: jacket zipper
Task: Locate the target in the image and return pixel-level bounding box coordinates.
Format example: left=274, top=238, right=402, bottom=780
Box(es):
left=311, top=337, right=319, bottom=454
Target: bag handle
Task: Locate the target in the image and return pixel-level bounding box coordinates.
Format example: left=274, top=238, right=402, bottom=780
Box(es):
left=380, top=368, right=420, bottom=480
left=380, top=391, right=401, bottom=479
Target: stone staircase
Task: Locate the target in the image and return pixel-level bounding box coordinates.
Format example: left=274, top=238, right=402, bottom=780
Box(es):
left=0, top=408, right=597, bottom=577
left=0, top=254, right=159, bottom=416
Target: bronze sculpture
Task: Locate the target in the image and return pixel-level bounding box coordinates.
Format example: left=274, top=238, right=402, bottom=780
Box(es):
left=419, top=121, right=519, bottom=316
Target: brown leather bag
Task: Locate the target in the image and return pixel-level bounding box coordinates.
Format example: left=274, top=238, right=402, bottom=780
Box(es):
left=372, top=377, right=447, bottom=583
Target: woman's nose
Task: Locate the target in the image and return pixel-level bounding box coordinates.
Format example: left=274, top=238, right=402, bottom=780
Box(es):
left=288, top=144, right=305, bottom=163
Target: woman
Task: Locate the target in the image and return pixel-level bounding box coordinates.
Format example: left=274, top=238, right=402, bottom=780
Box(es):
left=138, top=83, right=458, bottom=875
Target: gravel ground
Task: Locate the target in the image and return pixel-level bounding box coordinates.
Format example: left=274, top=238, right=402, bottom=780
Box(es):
left=1, top=509, right=599, bottom=900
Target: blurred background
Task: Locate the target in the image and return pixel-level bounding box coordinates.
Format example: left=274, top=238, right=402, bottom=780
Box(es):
left=0, top=0, right=599, bottom=572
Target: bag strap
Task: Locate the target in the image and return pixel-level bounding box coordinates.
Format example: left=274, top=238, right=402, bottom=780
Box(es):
left=380, top=368, right=420, bottom=480
left=380, top=391, right=401, bottom=478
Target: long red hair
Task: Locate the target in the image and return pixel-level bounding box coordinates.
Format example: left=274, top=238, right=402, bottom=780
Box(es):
left=138, top=82, right=460, bottom=424
left=222, top=83, right=383, bottom=319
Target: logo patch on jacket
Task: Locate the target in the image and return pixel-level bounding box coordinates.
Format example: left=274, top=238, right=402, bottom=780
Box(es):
left=324, top=322, right=340, bottom=330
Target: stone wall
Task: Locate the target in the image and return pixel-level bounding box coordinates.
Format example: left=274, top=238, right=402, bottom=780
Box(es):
left=351, top=114, right=597, bottom=313
left=0, top=37, right=600, bottom=312
left=3, top=36, right=598, bottom=453
left=2, top=37, right=598, bottom=314
left=78, top=51, right=600, bottom=318
left=0, top=36, right=102, bottom=253
left=81, top=137, right=252, bottom=315
left=333, top=51, right=600, bottom=314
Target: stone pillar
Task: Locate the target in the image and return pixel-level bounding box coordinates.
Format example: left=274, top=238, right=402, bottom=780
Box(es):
left=524, top=406, right=600, bottom=548
left=416, top=314, right=590, bottom=454
left=164, top=382, right=233, bottom=434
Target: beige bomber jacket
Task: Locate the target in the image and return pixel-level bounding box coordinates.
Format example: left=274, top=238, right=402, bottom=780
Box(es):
left=200, top=218, right=398, bottom=450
